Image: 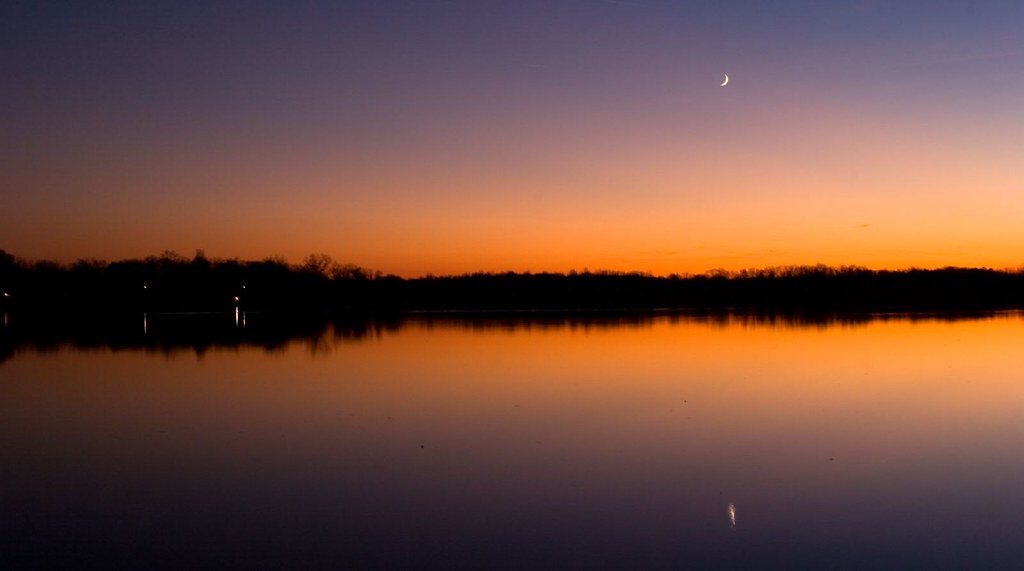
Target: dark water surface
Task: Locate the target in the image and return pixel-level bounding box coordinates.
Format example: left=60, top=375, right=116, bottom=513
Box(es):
left=3, top=312, right=1024, bottom=569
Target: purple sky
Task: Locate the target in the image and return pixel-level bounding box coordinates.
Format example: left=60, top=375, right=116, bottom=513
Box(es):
left=3, top=1, right=1023, bottom=275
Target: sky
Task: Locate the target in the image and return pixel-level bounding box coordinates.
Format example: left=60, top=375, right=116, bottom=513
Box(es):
left=2, top=0, right=1023, bottom=276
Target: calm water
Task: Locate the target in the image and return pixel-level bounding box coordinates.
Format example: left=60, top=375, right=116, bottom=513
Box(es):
left=3, top=312, right=1024, bottom=569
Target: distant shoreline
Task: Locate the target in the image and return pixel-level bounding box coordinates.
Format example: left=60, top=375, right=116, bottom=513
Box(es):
left=2, top=249, right=1023, bottom=314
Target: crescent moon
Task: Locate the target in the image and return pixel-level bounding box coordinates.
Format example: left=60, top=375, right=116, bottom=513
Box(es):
left=720, top=74, right=729, bottom=87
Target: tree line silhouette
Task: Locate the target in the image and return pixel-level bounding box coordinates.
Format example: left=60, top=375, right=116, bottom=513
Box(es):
left=2, top=248, right=1023, bottom=314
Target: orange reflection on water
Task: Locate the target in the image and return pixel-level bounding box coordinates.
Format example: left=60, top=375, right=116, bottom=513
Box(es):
left=3, top=312, right=1024, bottom=567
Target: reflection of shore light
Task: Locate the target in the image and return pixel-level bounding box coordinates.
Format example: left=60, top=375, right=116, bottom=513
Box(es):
left=727, top=503, right=737, bottom=530
left=143, top=313, right=147, bottom=335
left=235, top=307, right=239, bottom=327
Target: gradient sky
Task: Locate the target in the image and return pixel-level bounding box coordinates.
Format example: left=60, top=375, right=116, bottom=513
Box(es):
left=3, top=0, right=1023, bottom=276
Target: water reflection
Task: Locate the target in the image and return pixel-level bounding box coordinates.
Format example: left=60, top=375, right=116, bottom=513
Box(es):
left=2, top=309, right=1018, bottom=364
left=3, top=311, right=1024, bottom=568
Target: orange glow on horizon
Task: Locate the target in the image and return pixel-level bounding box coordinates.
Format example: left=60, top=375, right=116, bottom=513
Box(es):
left=5, top=4, right=1023, bottom=277
left=5, top=67, right=1022, bottom=276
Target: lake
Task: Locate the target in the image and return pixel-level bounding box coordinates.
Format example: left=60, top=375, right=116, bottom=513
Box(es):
left=3, top=311, right=1024, bottom=569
